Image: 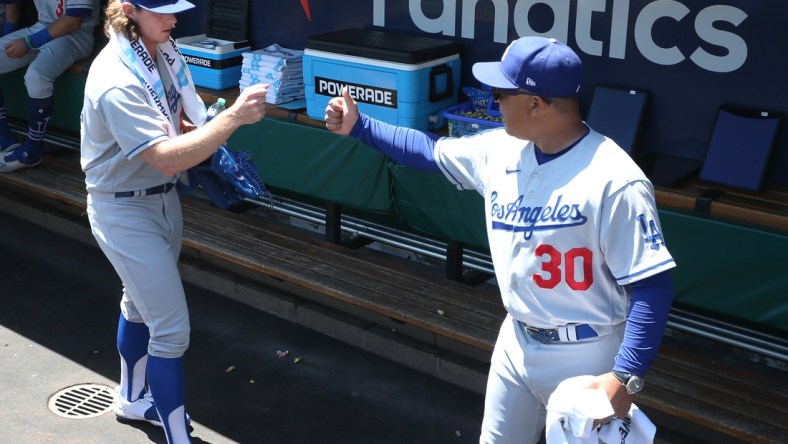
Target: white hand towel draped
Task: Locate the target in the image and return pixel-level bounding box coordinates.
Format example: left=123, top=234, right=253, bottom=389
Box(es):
left=109, top=28, right=207, bottom=137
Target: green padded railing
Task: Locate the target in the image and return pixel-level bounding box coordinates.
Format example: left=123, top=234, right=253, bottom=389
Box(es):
left=230, top=117, right=393, bottom=213
left=389, top=163, right=488, bottom=250
left=659, top=209, right=788, bottom=336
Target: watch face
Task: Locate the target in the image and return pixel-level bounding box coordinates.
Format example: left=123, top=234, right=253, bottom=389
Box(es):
left=627, top=377, right=645, bottom=394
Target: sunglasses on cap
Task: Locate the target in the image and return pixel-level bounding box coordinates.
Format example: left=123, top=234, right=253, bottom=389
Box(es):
left=491, top=88, right=552, bottom=105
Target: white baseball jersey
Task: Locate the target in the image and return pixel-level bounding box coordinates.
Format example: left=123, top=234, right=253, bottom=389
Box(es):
left=35, top=0, right=99, bottom=28
left=435, top=127, right=675, bottom=329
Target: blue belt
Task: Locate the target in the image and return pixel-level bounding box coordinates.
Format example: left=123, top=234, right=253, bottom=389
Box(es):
left=115, top=182, right=175, bottom=198
left=521, top=322, right=598, bottom=343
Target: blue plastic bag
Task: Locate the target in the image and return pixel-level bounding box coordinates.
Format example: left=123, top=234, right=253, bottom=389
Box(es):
left=178, top=145, right=272, bottom=210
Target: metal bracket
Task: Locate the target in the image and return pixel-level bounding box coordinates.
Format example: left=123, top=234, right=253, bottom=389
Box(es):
left=694, top=189, right=724, bottom=215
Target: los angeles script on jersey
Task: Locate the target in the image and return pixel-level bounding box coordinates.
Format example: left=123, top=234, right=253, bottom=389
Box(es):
left=489, top=192, right=587, bottom=240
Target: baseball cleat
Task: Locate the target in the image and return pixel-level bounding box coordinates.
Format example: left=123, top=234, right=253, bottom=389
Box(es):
left=0, top=145, right=42, bottom=173
left=113, top=387, right=192, bottom=428
left=113, top=390, right=163, bottom=427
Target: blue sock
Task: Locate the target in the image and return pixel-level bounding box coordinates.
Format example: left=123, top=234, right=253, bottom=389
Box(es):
left=117, top=314, right=149, bottom=402
left=25, top=96, right=53, bottom=153
left=148, top=355, right=190, bottom=443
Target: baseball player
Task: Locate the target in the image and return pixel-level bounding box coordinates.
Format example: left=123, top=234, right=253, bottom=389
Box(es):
left=0, top=0, right=98, bottom=172
left=325, top=36, right=676, bottom=443
left=80, top=1, right=267, bottom=442
left=1, top=1, right=20, bottom=37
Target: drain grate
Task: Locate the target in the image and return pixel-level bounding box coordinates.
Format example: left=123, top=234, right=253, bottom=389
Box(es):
left=49, top=383, right=116, bottom=419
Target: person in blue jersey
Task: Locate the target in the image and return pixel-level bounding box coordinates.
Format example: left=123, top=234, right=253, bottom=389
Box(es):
left=325, top=36, right=676, bottom=443
left=0, top=0, right=100, bottom=172
left=80, top=0, right=268, bottom=442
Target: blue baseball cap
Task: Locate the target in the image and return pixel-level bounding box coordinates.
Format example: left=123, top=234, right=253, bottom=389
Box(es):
left=472, top=37, right=582, bottom=98
left=122, top=0, right=195, bottom=14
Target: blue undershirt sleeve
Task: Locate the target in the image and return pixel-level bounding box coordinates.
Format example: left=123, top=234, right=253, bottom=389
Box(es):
left=27, top=28, right=52, bottom=48
left=2, top=21, right=16, bottom=36
left=614, top=270, right=674, bottom=377
left=349, top=113, right=441, bottom=172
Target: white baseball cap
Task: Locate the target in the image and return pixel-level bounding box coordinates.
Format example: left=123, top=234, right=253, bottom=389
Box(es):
left=122, top=0, right=195, bottom=14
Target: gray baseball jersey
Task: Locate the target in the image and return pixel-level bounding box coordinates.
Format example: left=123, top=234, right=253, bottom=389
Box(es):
left=81, top=46, right=183, bottom=193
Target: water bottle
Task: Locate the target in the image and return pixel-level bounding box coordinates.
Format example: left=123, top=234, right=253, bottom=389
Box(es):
left=206, top=97, right=226, bottom=122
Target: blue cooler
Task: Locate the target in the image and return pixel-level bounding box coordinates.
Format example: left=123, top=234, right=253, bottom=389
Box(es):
left=177, top=34, right=250, bottom=90
left=304, top=28, right=461, bottom=130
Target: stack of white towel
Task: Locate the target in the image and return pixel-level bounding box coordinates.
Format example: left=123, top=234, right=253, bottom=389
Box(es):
left=239, top=43, right=304, bottom=105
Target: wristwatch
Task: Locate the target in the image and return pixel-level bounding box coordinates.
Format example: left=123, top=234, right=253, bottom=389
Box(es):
left=612, top=370, right=645, bottom=394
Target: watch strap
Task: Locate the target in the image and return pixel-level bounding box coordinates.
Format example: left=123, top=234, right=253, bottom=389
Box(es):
left=612, top=370, right=630, bottom=384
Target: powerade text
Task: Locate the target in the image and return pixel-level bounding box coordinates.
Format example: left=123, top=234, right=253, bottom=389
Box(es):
left=316, top=77, right=398, bottom=108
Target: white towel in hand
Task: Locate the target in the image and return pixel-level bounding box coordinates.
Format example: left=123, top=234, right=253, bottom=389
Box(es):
left=546, top=375, right=656, bottom=444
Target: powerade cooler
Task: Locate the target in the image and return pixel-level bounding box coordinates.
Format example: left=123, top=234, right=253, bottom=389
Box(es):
left=177, top=35, right=250, bottom=90
left=176, top=0, right=250, bottom=90
left=304, top=28, right=461, bottom=130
